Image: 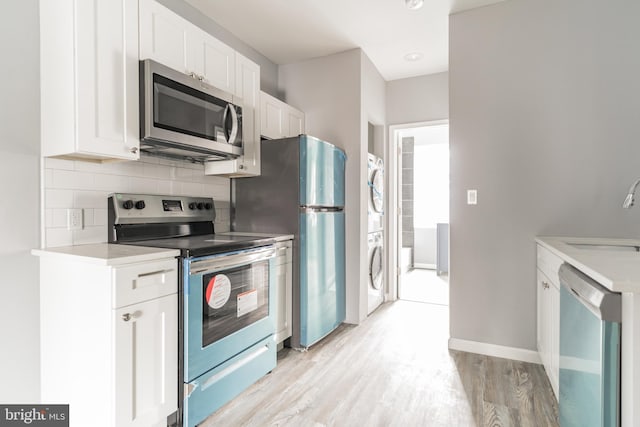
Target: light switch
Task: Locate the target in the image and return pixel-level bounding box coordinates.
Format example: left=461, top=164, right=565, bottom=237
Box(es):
left=467, top=190, right=477, bottom=205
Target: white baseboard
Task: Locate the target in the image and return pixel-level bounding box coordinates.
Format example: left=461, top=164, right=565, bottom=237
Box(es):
left=413, top=263, right=436, bottom=269
left=448, top=337, right=541, bottom=364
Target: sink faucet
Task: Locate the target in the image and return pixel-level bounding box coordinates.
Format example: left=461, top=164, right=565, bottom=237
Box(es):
left=623, top=179, right=640, bottom=208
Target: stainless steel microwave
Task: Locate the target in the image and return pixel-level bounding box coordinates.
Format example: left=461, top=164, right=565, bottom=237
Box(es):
left=139, top=59, right=244, bottom=162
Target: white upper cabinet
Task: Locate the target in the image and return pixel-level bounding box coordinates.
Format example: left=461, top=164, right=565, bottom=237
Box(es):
left=197, top=33, right=236, bottom=94
left=140, top=0, right=265, bottom=177
left=287, top=108, right=305, bottom=138
left=40, top=0, right=140, bottom=161
left=205, top=52, right=261, bottom=177
left=139, top=0, right=189, bottom=74
left=139, top=0, right=234, bottom=93
left=260, top=91, right=306, bottom=140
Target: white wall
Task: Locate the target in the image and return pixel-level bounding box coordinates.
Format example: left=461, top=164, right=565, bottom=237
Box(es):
left=43, top=157, right=231, bottom=247
left=278, top=49, right=364, bottom=323
left=449, top=0, right=640, bottom=351
left=414, top=228, right=436, bottom=266
left=0, top=0, right=41, bottom=402
left=361, top=51, right=387, bottom=316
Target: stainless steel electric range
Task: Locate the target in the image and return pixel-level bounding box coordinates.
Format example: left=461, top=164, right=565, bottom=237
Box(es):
left=108, top=193, right=279, bottom=427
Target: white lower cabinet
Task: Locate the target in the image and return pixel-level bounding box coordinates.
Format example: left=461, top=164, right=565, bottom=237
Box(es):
left=115, top=294, right=177, bottom=427
left=274, top=240, right=293, bottom=344
left=36, top=247, right=178, bottom=427
left=536, top=244, right=561, bottom=399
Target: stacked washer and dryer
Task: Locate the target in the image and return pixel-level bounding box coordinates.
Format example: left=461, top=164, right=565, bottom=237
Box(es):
left=367, top=153, right=385, bottom=314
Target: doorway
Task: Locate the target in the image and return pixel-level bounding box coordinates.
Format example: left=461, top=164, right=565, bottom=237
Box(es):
left=387, top=121, right=449, bottom=306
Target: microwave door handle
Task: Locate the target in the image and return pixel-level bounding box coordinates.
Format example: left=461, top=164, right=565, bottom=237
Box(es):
left=227, top=105, right=238, bottom=145
left=221, top=104, right=230, bottom=143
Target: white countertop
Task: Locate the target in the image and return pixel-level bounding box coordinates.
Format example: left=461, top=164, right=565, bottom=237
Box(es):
left=536, top=236, right=640, bottom=293
left=32, top=243, right=180, bottom=266
left=218, top=232, right=294, bottom=242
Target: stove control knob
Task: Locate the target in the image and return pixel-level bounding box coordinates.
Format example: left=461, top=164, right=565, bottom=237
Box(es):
left=188, top=202, right=196, bottom=210
left=204, top=203, right=212, bottom=210
left=135, top=200, right=146, bottom=210
left=197, top=202, right=204, bottom=210
left=122, top=200, right=134, bottom=210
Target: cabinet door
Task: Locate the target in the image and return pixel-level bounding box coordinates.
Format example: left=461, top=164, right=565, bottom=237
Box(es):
left=204, top=54, right=261, bottom=177
left=549, top=282, right=560, bottom=399
left=200, top=34, right=235, bottom=93
left=536, top=269, right=551, bottom=375
left=59, top=0, right=140, bottom=160
left=139, top=0, right=189, bottom=75
left=235, top=53, right=261, bottom=175
left=537, top=268, right=559, bottom=398
left=287, top=108, right=305, bottom=138
left=260, top=91, right=284, bottom=139
left=115, top=294, right=177, bottom=427
left=274, top=248, right=293, bottom=344
left=41, top=0, right=139, bottom=161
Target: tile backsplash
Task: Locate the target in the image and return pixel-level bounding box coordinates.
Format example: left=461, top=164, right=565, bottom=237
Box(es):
left=42, top=154, right=231, bottom=248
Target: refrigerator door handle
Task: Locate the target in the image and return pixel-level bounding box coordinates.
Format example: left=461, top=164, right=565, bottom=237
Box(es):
left=300, top=206, right=344, bottom=213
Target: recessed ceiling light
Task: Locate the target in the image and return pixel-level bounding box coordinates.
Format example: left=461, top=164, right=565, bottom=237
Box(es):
left=405, top=0, right=424, bottom=10
left=404, top=52, right=424, bottom=62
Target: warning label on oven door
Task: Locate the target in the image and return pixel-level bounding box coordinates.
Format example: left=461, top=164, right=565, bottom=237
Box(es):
left=237, top=289, right=258, bottom=317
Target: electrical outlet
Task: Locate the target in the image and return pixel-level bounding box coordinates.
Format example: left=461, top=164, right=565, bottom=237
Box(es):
left=67, top=208, right=83, bottom=230
left=467, top=189, right=478, bottom=205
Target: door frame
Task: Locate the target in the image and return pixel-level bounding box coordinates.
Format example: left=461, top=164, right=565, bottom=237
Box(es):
left=386, top=120, right=449, bottom=302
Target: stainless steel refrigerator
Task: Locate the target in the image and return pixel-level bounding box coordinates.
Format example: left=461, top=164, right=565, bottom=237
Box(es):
left=233, top=134, right=346, bottom=349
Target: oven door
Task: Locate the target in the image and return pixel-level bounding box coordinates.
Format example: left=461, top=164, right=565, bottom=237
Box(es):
left=184, top=245, right=276, bottom=382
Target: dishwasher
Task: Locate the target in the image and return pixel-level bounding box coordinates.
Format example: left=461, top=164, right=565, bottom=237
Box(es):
left=558, top=263, right=621, bottom=427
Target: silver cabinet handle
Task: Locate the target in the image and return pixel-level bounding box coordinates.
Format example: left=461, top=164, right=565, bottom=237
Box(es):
left=122, top=311, right=140, bottom=322
left=197, top=74, right=205, bottom=81
left=187, top=71, right=196, bottom=79
left=129, top=146, right=138, bottom=154
left=542, top=281, right=550, bottom=289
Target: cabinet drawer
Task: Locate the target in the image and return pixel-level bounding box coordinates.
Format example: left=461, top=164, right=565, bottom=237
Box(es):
left=537, top=244, right=562, bottom=289
left=113, top=258, right=177, bottom=308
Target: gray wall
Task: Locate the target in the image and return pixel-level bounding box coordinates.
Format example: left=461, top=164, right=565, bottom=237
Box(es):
left=0, top=0, right=41, bottom=402
left=157, top=0, right=279, bottom=96
left=401, top=137, right=415, bottom=254
left=450, top=0, right=640, bottom=351
left=387, top=72, right=449, bottom=125
left=279, top=49, right=386, bottom=323
left=278, top=50, right=365, bottom=324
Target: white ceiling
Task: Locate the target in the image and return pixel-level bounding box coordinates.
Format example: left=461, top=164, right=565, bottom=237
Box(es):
left=185, top=0, right=507, bottom=81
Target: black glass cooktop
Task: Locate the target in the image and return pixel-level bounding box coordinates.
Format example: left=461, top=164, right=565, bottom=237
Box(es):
left=120, top=233, right=278, bottom=258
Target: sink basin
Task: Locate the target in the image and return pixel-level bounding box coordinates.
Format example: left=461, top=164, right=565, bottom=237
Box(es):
left=568, top=243, right=640, bottom=252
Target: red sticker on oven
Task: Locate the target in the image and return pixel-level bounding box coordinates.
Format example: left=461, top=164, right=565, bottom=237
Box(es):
left=205, top=274, right=231, bottom=309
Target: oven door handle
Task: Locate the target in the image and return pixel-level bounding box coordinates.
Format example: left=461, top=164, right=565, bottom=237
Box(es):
left=189, top=247, right=275, bottom=275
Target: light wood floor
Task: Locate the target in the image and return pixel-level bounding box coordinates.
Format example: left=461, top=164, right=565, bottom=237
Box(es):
left=400, top=269, right=449, bottom=306
left=201, top=301, right=558, bottom=427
